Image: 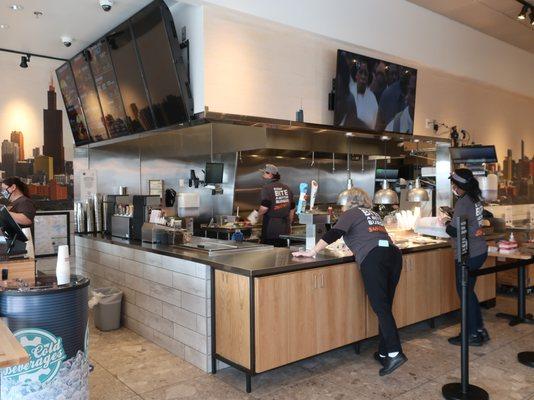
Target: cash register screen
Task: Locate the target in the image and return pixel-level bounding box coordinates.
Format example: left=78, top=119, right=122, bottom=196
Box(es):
left=0, top=205, right=28, bottom=242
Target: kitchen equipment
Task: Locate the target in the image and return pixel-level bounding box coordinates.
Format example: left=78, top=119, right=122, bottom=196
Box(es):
left=296, top=182, right=308, bottom=214
left=102, top=194, right=120, bottom=234
left=93, top=194, right=103, bottom=232
left=85, top=198, right=95, bottom=233
left=298, top=212, right=331, bottom=250
left=119, top=186, right=128, bottom=195
left=142, top=222, right=192, bottom=244
left=177, top=192, right=200, bottom=217
left=132, top=195, right=162, bottom=241
left=111, top=215, right=133, bottom=239
left=74, top=201, right=85, bottom=233
left=309, top=180, right=318, bottom=210
left=165, top=188, right=177, bottom=207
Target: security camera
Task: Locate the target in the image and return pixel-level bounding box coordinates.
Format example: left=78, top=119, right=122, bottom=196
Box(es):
left=61, top=36, right=73, bottom=47
left=99, top=0, right=113, bottom=12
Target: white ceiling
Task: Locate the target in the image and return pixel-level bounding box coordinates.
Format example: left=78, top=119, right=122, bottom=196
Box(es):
left=0, top=0, right=159, bottom=59
left=407, top=0, right=534, bottom=54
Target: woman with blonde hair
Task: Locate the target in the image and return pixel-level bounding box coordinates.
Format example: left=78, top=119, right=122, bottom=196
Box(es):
left=293, top=187, right=406, bottom=376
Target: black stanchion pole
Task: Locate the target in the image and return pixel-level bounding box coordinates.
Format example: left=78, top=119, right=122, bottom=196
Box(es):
left=442, top=217, right=489, bottom=400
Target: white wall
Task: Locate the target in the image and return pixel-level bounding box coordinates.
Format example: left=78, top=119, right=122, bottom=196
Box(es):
left=197, top=0, right=534, bottom=100
left=168, top=2, right=205, bottom=114
left=202, top=6, right=534, bottom=162
left=0, top=52, right=74, bottom=161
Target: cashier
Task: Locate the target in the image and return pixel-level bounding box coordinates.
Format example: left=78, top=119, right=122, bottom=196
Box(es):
left=292, top=188, right=406, bottom=376
left=257, top=164, right=295, bottom=247
left=1, top=177, right=36, bottom=228
left=442, top=168, right=489, bottom=346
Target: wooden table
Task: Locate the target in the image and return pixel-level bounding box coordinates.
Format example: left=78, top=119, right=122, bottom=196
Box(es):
left=0, top=319, right=29, bottom=368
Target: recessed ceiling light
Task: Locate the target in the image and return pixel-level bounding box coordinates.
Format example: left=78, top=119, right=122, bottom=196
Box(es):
left=33, top=11, right=43, bottom=18
left=9, top=4, right=24, bottom=11
left=0, top=24, right=9, bottom=29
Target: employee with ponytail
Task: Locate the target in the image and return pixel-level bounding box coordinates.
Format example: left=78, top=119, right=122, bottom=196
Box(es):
left=1, top=177, right=36, bottom=228
left=443, top=168, right=489, bottom=346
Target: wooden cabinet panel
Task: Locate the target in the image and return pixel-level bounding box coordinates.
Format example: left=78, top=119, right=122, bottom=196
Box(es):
left=255, top=274, right=289, bottom=373
left=439, top=249, right=460, bottom=314
left=405, top=252, right=442, bottom=326
left=0, top=259, right=35, bottom=285
left=475, top=256, right=496, bottom=302
left=316, top=263, right=366, bottom=353
left=287, top=269, right=319, bottom=363
left=215, top=270, right=250, bottom=369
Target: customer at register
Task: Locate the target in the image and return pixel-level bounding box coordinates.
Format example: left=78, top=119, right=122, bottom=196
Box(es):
left=257, top=164, right=295, bottom=247
left=292, top=188, right=407, bottom=376
left=442, top=168, right=489, bottom=346
left=1, top=177, right=36, bottom=228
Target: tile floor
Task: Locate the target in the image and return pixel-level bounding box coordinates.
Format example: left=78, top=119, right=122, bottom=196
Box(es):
left=89, top=294, right=534, bottom=400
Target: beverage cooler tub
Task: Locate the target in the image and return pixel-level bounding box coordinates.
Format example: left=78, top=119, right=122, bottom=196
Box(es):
left=0, top=275, right=90, bottom=400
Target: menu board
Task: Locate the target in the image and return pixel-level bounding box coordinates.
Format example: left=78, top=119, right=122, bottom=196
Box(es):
left=56, top=64, right=91, bottom=145
left=131, top=2, right=188, bottom=128
left=89, top=40, right=131, bottom=138
left=107, top=22, right=155, bottom=132
left=71, top=53, right=109, bottom=141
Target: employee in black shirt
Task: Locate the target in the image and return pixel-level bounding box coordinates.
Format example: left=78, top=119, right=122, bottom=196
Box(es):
left=2, top=177, right=36, bottom=228
left=257, top=164, right=295, bottom=247
left=442, top=168, right=489, bottom=346
left=293, top=188, right=406, bottom=376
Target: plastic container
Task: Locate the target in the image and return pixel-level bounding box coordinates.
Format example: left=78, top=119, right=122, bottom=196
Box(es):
left=90, top=287, right=123, bottom=331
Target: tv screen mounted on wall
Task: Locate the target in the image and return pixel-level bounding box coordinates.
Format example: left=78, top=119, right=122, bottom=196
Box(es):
left=333, top=49, right=418, bottom=135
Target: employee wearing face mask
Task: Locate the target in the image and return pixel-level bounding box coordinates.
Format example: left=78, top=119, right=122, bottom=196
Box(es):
left=442, top=168, right=489, bottom=346
left=257, top=164, right=295, bottom=247
left=1, top=177, right=36, bottom=228
left=293, top=188, right=406, bottom=376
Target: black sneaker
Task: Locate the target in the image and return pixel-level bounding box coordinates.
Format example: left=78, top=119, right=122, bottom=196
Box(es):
left=374, top=351, right=386, bottom=365
left=379, top=353, right=408, bottom=376
left=477, top=328, right=490, bottom=343
left=447, top=333, right=483, bottom=346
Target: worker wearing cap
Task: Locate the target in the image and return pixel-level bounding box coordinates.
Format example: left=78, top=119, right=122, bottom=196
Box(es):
left=257, top=164, right=295, bottom=247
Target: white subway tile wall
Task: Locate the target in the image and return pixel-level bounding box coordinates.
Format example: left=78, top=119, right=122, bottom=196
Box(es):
left=74, top=236, right=220, bottom=372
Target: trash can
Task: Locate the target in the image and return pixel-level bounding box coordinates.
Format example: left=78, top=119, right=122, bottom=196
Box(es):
left=90, top=287, right=123, bottom=331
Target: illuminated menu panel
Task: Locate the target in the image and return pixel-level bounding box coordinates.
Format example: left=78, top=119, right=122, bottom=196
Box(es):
left=131, top=2, right=188, bottom=128
left=89, top=40, right=131, bottom=138
left=71, top=52, right=109, bottom=141
left=56, top=63, right=91, bottom=145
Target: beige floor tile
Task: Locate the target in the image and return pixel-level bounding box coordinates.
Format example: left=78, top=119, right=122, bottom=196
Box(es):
left=89, top=360, right=139, bottom=400
left=141, top=375, right=249, bottom=400
left=395, top=380, right=448, bottom=400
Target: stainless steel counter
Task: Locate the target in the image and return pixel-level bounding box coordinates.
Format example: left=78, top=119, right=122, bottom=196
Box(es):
left=77, top=234, right=456, bottom=277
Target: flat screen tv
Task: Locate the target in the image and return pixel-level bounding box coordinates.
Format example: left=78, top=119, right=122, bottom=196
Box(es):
left=205, top=162, right=224, bottom=184
left=449, top=145, right=498, bottom=164
left=334, top=49, right=417, bottom=134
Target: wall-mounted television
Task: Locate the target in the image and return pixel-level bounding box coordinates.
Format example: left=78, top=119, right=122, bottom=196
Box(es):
left=333, top=49, right=418, bottom=135
left=449, top=145, right=498, bottom=164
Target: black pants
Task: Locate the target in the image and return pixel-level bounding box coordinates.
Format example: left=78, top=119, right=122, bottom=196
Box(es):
left=360, top=246, right=403, bottom=355
left=455, top=252, right=487, bottom=335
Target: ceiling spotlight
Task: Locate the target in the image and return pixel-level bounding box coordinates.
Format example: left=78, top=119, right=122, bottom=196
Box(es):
left=33, top=11, right=43, bottom=18
left=518, top=4, right=528, bottom=20
left=9, top=4, right=23, bottom=11
left=0, top=24, right=9, bottom=29
left=20, top=55, right=30, bottom=68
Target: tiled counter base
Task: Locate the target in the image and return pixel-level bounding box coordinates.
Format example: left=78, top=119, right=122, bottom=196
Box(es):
left=74, top=236, right=223, bottom=372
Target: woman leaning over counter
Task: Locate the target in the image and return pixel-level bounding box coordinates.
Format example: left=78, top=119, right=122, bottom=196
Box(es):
left=1, top=177, right=36, bottom=228
left=293, top=188, right=407, bottom=376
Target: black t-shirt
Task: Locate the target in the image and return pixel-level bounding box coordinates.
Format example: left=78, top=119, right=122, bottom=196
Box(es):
left=334, top=207, right=394, bottom=264
left=9, top=195, right=36, bottom=228
left=260, top=180, right=295, bottom=241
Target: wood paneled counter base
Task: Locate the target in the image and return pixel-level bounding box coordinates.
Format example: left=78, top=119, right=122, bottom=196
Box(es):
left=211, top=248, right=496, bottom=392
left=0, top=319, right=29, bottom=369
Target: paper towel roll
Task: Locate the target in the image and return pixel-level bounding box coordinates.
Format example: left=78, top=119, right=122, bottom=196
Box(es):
left=56, top=245, right=70, bottom=285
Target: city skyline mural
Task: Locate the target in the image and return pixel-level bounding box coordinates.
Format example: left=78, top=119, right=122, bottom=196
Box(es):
left=1, top=76, right=73, bottom=210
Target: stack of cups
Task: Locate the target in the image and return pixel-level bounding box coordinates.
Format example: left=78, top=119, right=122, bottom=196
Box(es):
left=56, top=245, right=71, bottom=286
